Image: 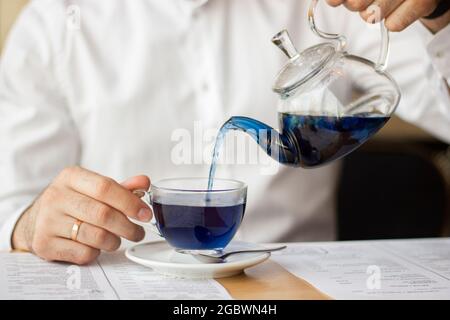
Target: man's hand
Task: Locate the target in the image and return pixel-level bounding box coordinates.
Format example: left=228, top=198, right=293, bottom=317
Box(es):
left=11, top=167, right=152, bottom=265
left=326, top=0, right=449, bottom=33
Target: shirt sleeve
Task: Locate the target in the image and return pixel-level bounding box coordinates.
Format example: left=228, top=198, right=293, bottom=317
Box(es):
left=0, top=3, right=80, bottom=250
left=425, top=23, right=450, bottom=86
left=387, top=23, right=450, bottom=143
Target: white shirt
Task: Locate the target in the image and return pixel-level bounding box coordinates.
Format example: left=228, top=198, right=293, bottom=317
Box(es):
left=1, top=0, right=449, bottom=250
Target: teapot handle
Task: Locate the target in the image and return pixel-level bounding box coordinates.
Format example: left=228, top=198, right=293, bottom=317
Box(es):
left=308, top=0, right=390, bottom=72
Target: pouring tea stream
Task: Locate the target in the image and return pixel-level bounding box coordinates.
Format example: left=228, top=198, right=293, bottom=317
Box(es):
left=208, top=0, right=400, bottom=190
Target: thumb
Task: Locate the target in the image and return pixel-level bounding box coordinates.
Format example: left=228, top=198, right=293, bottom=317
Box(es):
left=121, top=175, right=151, bottom=191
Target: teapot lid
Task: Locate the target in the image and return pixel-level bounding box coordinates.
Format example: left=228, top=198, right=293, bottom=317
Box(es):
left=272, top=30, right=337, bottom=95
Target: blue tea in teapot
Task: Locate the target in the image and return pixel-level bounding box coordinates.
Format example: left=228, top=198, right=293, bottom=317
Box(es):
left=207, top=113, right=389, bottom=189
left=207, top=2, right=402, bottom=190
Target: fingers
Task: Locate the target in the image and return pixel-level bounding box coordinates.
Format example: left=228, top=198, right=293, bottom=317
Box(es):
left=344, top=0, right=374, bottom=11
left=360, top=0, right=404, bottom=22
left=28, top=167, right=152, bottom=265
left=326, top=0, right=346, bottom=7
left=55, top=188, right=146, bottom=242
left=56, top=216, right=121, bottom=252
left=385, top=0, right=438, bottom=32
left=326, top=0, right=440, bottom=32
left=48, top=187, right=145, bottom=241
left=326, top=0, right=373, bottom=10
left=34, top=237, right=100, bottom=265
left=121, top=175, right=151, bottom=191
left=58, top=166, right=152, bottom=222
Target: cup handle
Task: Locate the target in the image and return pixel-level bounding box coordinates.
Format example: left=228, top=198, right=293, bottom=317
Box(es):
left=308, top=0, right=390, bottom=72
left=132, top=189, right=163, bottom=238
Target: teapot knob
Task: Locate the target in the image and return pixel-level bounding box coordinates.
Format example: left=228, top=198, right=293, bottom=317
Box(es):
left=272, top=29, right=300, bottom=60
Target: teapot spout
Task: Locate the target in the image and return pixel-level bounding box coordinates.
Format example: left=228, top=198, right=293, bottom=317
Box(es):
left=213, top=116, right=298, bottom=166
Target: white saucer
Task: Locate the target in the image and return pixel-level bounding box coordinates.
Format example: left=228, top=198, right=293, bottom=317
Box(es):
left=125, top=241, right=270, bottom=279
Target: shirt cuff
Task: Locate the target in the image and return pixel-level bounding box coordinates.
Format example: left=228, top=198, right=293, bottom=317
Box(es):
left=0, top=203, right=31, bottom=251
left=424, top=24, right=450, bottom=85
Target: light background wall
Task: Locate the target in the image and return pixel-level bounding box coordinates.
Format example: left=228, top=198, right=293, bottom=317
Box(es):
left=0, top=0, right=28, bottom=52
left=0, top=0, right=434, bottom=140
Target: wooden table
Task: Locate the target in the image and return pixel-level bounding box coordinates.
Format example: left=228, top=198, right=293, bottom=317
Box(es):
left=218, top=260, right=330, bottom=300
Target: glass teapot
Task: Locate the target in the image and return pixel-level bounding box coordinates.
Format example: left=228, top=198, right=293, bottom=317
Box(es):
left=213, top=0, right=401, bottom=170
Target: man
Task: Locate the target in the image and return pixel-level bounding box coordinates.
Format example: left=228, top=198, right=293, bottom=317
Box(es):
left=0, top=0, right=449, bottom=265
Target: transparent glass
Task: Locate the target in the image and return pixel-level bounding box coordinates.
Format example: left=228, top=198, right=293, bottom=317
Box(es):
left=212, top=0, right=401, bottom=169
left=134, top=178, right=247, bottom=254
left=275, top=0, right=400, bottom=117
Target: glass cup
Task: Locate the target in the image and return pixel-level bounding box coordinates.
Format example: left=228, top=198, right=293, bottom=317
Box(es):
left=133, top=178, right=247, bottom=254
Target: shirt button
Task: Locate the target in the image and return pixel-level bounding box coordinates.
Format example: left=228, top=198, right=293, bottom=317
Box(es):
left=202, top=83, right=210, bottom=92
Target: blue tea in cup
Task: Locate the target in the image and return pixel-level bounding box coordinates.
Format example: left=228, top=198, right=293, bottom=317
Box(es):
left=134, top=178, right=247, bottom=253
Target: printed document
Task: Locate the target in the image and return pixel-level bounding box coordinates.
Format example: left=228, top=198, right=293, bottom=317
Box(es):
left=0, top=251, right=231, bottom=300
left=271, top=238, right=450, bottom=299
